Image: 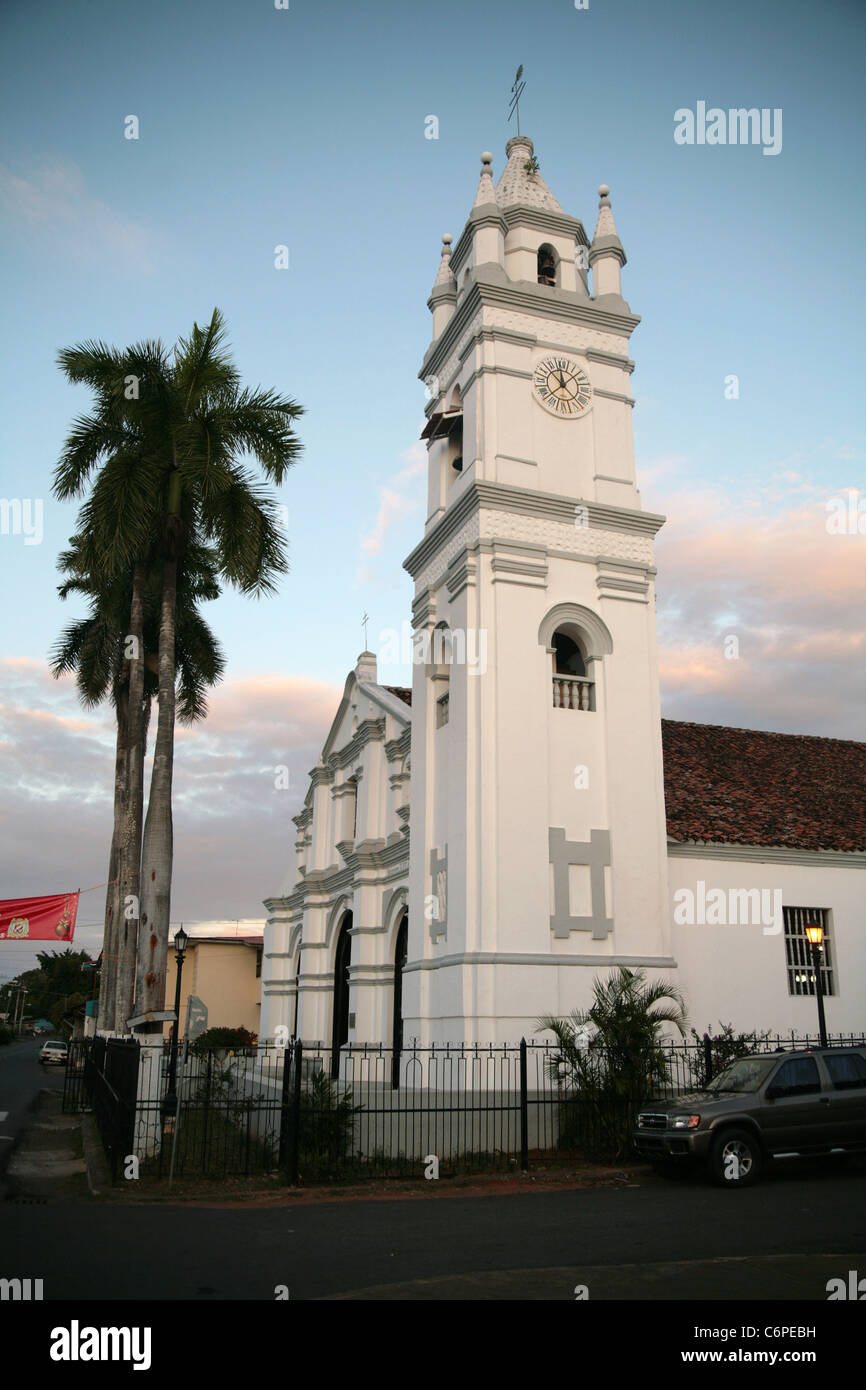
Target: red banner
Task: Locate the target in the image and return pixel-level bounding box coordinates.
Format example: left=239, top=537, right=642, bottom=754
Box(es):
left=0, top=892, right=78, bottom=942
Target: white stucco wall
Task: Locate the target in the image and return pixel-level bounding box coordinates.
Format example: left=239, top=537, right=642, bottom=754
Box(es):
left=669, top=849, right=866, bottom=1036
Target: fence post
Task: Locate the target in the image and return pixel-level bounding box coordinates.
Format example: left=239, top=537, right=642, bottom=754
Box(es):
left=519, top=1038, right=529, bottom=1171
left=283, top=1040, right=303, bottom=1186
left=278, top=1043, right=292, bottom=1173
left=703, top=1033, right=713, bottom=1085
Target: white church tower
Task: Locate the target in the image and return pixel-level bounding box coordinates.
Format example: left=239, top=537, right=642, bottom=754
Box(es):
left=402, top=137, right=674, bottom=1044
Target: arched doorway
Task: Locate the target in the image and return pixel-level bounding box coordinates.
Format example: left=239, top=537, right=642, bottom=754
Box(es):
left=391, top=912, right=408, bottom=1089
left=331, top=913, right=352, bottom=1078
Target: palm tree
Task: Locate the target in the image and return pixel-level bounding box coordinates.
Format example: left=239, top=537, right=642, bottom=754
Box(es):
left=55, top=309, right=303, bottom=1031
left=51, top=532, right=226, bottom=1030
left=538, top=966, right=687, bottom=1094
left=537, top=967, right=688, bottom=1160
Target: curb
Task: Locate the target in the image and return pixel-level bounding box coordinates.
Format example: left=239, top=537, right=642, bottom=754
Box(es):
left=80, top=1113, right=111, bottom=1196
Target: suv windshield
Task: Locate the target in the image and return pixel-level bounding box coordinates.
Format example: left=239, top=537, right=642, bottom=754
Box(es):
left=707, top=1055, right=779, bottom=1093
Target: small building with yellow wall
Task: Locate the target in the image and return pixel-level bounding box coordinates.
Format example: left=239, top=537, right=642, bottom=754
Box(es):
left=164, top=927, right=263, bottom=1040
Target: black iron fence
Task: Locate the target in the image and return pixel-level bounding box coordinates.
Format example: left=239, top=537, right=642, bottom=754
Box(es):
left=64, top=1031, right=866, bottom=1183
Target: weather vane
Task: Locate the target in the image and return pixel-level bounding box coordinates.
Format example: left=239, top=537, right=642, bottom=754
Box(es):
left=508, top=65, right=525, bottom=136
left=362, top=611, right=369, bottom=649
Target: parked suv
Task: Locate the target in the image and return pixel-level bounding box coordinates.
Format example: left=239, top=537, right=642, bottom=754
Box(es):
left=38, top=1039, right=68, bottom=1066
left=633, top=1046, right=866, bottom=1188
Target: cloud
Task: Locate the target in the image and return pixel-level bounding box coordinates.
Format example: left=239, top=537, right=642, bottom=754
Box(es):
left=650, top=474, right=865, bottom=737
left=0, top=158, right=153, bottom=267
left=357, top=440, right=426, bottom=578
left=0, top=660, right=341, bottom=974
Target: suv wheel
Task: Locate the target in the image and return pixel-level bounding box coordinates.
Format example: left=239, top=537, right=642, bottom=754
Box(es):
left=710, top=1128, right=763, bottom=1188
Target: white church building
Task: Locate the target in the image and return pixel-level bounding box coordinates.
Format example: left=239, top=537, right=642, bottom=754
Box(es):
left=261, top=135, right=865, bottom=1062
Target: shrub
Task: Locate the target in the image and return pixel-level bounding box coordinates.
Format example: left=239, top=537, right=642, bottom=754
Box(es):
left=191, top=1026, right=257, bottom=1055
left=690, top=1022, right=772, bottom=1089
left=537, top=966, right=688, bottom=1161
left=291, top=1069, right=361, bottom=1171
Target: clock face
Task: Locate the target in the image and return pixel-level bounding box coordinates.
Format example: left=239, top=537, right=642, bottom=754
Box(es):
left=533, top=356, right=592, bottom=418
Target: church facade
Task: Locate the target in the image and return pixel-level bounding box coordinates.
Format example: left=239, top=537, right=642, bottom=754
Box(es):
left=261, top=136, right=865, bottom=1057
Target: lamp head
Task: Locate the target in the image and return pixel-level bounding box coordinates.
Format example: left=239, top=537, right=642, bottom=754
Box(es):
left=805, top=923, right=824, bottom=947
left=174, top=926, right=189, bottom=957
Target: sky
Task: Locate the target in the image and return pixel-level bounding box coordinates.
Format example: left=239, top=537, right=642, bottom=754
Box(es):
left=1, top=0, right=864, bottom=976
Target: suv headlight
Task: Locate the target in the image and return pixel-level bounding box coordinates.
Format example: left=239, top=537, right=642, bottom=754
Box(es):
left=669, top=1114, right=701, bottom=1129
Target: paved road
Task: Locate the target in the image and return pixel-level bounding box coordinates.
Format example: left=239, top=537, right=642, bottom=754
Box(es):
left=0, top=1038, right=64, bottom=1184
left=2, top=1158, right=864, bottom=1300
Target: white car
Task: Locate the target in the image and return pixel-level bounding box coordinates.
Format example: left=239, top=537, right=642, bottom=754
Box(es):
left=39, top=1040, right=68, bottom=1065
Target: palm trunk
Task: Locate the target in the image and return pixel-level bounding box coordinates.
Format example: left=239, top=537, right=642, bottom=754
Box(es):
left=113, top=561, right=147, bottom=1033
left=97, top=685, right=128, bottom=1032
left=137, top=493, right=181, bottom=1028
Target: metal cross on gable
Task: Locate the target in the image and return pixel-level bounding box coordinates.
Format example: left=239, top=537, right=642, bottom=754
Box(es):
left=362, top=611, right=369, bottom=649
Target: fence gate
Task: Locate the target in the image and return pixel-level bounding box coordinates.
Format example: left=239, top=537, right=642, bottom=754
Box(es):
left=62, top=1039, right=91, bottom=1114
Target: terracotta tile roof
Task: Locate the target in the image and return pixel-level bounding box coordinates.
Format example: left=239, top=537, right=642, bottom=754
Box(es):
left=383, top=685, right=412, bottom=706
left=662, top=719, right=866, bottom=852
left=376, top=689, right=864, bottom=852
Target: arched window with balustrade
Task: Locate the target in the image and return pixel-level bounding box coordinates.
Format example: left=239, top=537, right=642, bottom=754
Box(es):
left=538, top=603, right=613, bottom=713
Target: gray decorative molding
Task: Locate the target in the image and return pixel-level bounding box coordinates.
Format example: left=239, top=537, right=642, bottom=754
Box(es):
left=490, top=544, right=549, bottom=587
left=586, top=347, right=635, bottom=373
left=445, top=548, right=478, bottom=599
left=592, top=387, right=636, bottom=407
left=549, top=827, right=613, bottom=940
left=404, top=480, right=665, bottom=580
left=405, top=951, right=677, bottom=973
left=538, top=602, right=614, bottom=660
left=420, top=265, right=640, bottom=383
left=495, top=453, right=538, bottom=469
left=411, top=587, right=437, bottom=629
left=476, top=327, right=538, bottom=350
left=667, top=840, right=866, bottom=870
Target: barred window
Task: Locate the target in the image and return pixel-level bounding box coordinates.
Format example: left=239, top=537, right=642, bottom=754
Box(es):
left=784, top=906, right=835, bottom=997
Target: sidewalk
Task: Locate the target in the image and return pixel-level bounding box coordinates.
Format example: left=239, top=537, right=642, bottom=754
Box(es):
left=7, top=1086, right=656, bottom=1207
left=4, top=1087, right=94, bottom=1203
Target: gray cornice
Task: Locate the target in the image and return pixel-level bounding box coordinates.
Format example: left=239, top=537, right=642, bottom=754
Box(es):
left=327, top=716, right=386, bottom=770
left=593, top=387, right=636, bottom=407
left=501, top=204, right=588, bottom=243
left=445, top=548, right=478, bottom=599
left=451, top=207, right=587, bottom=279
left=428, top=282, right=457, bottom=308
left=404, top=480, right=665, bottom=579
left=420, top=264, right=641, bottom=381
left=404, top=951, right=677, bottom=973
left=586, top=348, right=635, bottom=373
left=667, top=841, right=866, bottom=870
left=460, top=364, right=533, bottom=391
left=589, top=235, right=626, bottom=266
left=476, top=327, right=537, bottom=349
left=385, top=728, right=411, bottom=763
left=412, top=587, right=437, bottom=627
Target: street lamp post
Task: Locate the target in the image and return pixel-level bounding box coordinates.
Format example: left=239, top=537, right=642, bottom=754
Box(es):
left=804, top=923, right=828, bottom=1048
left=162, top=927, right=189, bottom=1123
